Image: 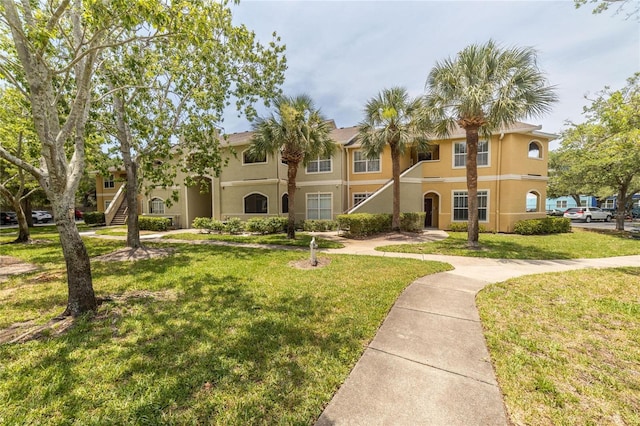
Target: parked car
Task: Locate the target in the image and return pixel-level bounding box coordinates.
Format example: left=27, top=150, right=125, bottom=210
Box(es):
left=32, top=210, right=53, bottom=223
left=0, top=211, right=17, bottom=225
left=75, top=209, right=84, bottom=220
left=546, top=208, right=565, bottom=216
left=563, top=207, right=612, bottom=223
left=632, top=207, right=640, bottom=219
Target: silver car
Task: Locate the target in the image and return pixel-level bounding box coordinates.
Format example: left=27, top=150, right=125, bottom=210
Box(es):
left=563, top=207, right=612, bottom=223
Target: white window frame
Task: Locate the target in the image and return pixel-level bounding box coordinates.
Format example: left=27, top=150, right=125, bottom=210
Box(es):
left=242, top=149, right=267, bottom=166
left=556, top=200, right=568, bottom=209
left=306, top=193, right=333, bottom=220
left=306, top=155, right=332, bottom=174
left=104, top=174, right=115, bottom=189
left=452, top=190, right=489, bottom=222
left=453, top=140, right=489, bottom=168
left=528, top=140, right=543, bottom=159
left=353, top=192, right=372, bottom=207
left=602, top=199, right=615, bottom=209
left=353, top=150, right=381, bottom=173
left=150, top=197, right=165, bottom=214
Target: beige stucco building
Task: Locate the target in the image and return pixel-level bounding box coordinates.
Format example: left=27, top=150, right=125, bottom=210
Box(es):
left=96, top=120, right=556, bottom=233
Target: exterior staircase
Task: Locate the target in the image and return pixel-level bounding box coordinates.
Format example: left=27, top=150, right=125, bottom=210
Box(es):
left=111, top=200, right=128, bottom=226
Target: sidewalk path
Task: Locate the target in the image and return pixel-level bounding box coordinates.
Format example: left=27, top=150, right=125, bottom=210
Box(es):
left=314, top=231, right=639, bottom=425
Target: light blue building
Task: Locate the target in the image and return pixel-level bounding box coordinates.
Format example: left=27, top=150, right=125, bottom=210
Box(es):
left=545, top=195, right=597, bottom=211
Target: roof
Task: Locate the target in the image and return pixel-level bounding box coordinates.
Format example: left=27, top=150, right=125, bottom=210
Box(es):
left=221, top=124, right=359, bottom=147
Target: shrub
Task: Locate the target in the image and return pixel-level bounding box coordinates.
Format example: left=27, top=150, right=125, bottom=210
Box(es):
left=513, top=217, right=571, bottom=235
left=448, top=222, right=489, bottom=233
left=223, top=217, right=244, bottom=234
left=192, top=217, right=224, bottom=233
left=83, top=211, right=105, bottom=225
left=302, top=219, right=338, bottom=232
left=139, top=216, right=171, bottom=232
left=337, top=213, right=392, bottom=238
left=245, top=217, right=287, bottom=234
left=399, top=212, right=426, bottom=233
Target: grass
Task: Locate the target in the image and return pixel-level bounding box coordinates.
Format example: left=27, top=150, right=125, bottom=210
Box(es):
left=376, top=228, right=640, bottom=259
left=94, top=227, right=160, bottom=237
left=0, top=234, right=450, bottom=424
left=164, top=232, right=345, bottom=249
left=477, top=268, right=640, bottom=425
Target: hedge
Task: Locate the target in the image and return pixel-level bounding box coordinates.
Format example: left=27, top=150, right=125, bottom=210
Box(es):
left=337, top=212, right=425, bottom=237
left=448, top=222, right=489, bottom=233
left=513, top=217, right=571, bottom=235
left=302, top=219, right=338, bottom=232
left=139, top=216, right=171, bottom=232
left=83, top=211, right=105, bottom=225
left=192, top=217, right=225, bottom=233
left=245, top=217, right=288, bottom=234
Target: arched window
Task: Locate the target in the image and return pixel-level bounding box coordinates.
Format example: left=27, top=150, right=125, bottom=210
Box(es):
left=150, top=198, right=165, bottom=214
left=282, top=193, right=289, bottom=213
left=528, top=141, right=542, bottom=159
left=244, top=193, right=268, bottom=214
left=526, top=191, right=540, bottom=212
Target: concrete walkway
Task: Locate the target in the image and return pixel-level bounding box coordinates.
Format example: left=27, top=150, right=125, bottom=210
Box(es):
left=313, top=231, right=640, bottom=426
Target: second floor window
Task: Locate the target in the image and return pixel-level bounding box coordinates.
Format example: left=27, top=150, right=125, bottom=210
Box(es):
left=104, top=175, right=115, bottom=189
left=353, top=151, right=380, bottom=173
left=454, top=140, right=489, bottom=168
left=307, top=155, right=332, bottom=173
left=353, top=193, right=372, bottom=207
left=243, top=150, right=267, bottom=165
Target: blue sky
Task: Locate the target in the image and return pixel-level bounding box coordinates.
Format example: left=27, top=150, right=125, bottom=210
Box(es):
left=224, top=0, right=639, bottom=148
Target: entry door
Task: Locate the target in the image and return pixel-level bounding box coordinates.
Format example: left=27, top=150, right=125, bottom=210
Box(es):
left=424, top=198, right=433, bottom=227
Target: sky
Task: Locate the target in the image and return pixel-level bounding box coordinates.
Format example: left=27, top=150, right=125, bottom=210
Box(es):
left=222, top=0, right=639, bottom=149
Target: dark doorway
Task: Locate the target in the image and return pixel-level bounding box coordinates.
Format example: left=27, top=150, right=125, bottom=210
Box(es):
left=424, top=197, right=433, bottom=227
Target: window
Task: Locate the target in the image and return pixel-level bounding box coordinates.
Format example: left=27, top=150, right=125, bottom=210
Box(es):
left=307, top=193, right=332, bottom=220
left=244, top=193, right=267, bottom=214
left=528, top=141, right=542, bottom=159
left=150, top=198, right=165, bottom=214
left=353, top=193, right=372, bottom=207
left=603, top=199, right=615, bottom=209
left=453, top=190, right=488, bottom=221
left=556, top=200, right=568, bottom=209
left=418, top=145, right=440, bottom=162
left=105, top=200, right=111, bottom=211
left=306, top=155, right=332, bottom=173
left=242, top=150, right=267, bottom=165
left=580, top=199, right=587, bottom=207
left=104, top=175, right=115, bottom=189
left=526, top=191, right=540, bottom=212
left=453, top=141, right=488, bottom=167
left=353, top=151, right=380, bottom=173
left=282, top=193, right=289, bottom=213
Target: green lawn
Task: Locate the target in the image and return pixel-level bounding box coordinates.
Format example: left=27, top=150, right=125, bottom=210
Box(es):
left=376, top=228, right=640, bottom=259
left=0, top=232, right=450, bottom=424
left=477, top=268, right=640, bottom=425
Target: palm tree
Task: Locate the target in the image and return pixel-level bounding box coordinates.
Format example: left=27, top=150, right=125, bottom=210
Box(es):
left=250, top=95, right=334, bottom=239
left=425, top=40, right=557, bottom=248
left=358, top=87, right=430, bottom=231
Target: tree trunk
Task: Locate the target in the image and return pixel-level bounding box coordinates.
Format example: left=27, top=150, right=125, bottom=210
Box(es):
left=110, top=79, right=141, bottom=248
left=465, top=127, right=480, bottom=249
left=124, top=160, right=141, bottom=248
left=54, top=203, right=97, bottom=317
left=12, top=199, right=30, bottom=243
left=391, top=143, right=401, bottom=231
left=616, top=186, right=628, bottom=231
left=286, top=162, right=299, bottom=239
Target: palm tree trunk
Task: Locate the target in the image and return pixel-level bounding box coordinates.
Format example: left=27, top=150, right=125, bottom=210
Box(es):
left=287, top=162, right=299, bottom=239
left=465, top=127, right=480, bottom=249
left=391, top=144, right=401, bottom=231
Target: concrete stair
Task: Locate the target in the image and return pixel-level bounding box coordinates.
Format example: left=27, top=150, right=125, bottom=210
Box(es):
left=111, top=201, right=128, bottom=226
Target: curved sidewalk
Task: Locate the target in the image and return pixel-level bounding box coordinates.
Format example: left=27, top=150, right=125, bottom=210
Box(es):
left=316, top=234, right=640, bottom=425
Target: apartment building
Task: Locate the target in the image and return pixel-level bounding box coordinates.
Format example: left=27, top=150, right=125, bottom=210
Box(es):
left=96, top=120, right=556, bottom=233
